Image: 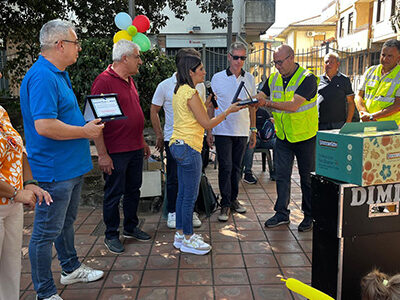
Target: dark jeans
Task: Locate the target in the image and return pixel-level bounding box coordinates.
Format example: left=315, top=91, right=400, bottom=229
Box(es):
left=103, top=149, right=143, bottom=240
left=214, top=135, right=248, bottom=208
left=318, top=121, right=345, bottom=130
left=243, top=137, right=276, bottom=176
left=165, top=141, right=178, bottom=213
left=274, top=137, right=315, bottom=219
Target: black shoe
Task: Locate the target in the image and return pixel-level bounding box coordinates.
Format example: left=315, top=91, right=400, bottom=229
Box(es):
left=123, top=227, right=151, bottom=241
left=298, top=216, right=313, bottom=232
left=104, top=238, right=124, bottom=254
left=269, top=172, right=276, bottom=181
left=264, top=214, right=290, bottom=228
left=218, top=207, right=230, bottom=222
left=243, top=173, right=257, bottom=184
left=231, top=200, right=247, bottom=213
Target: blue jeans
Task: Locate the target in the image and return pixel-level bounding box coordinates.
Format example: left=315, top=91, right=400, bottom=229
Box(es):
left=214, top=135, right=248, bottom=208
left=164, top=142, right=178, bottom=213
left=243, top=137, right=276, bottom=176
left=274, top=137, right=315, bottom=219
left=29, top=176, right=83, bottom=299
left=103, top=149, right=143, bottom=240
left=170, top=142, right=202, bottom=235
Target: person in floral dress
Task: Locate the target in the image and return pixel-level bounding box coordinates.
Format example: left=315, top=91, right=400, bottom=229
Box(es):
left=0, top=101, right=52, bottom=300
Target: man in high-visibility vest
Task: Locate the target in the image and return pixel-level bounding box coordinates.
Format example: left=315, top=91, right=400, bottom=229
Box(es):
left=355, top=39, right=400, bottom=124
left=256, top=45, right=318, bottom=232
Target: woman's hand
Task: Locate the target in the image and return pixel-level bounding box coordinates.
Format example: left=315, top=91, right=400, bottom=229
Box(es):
left=227, top=102, right=244, bottom=114
left=24, top=184, right=53, bottom=206
left=14, top=189, right=37, bottom=210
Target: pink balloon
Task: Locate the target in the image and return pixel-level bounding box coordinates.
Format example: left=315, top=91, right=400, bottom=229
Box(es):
left=132, top=15, right=150, bottom=33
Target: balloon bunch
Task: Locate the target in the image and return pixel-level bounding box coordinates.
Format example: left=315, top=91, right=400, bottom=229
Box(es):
left=113, top=12, right=151, bottom=52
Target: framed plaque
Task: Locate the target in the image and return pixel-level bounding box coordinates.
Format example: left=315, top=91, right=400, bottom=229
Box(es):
left=83, top=93, right=127, bottom=122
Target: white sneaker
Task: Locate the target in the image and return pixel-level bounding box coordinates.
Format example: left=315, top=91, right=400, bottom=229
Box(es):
left=60, top=263, right=104, bottom=285
left=180, top=233, right=211, bottom=255
left=37, top=294, right=63, bottom=300
left=167, top=212, right=176, bottom=228
left=173, top=231, right=184, bottom=249
left=192, top=212, right=202, bottom=228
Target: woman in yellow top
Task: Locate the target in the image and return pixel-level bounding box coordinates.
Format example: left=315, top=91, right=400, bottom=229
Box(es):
left=0, top=102, right=52, bottom=299
left=170, top=54, right=243, bottom=255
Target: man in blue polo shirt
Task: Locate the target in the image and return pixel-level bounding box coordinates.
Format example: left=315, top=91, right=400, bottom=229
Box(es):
left=20, top=19, right=104, bottom=300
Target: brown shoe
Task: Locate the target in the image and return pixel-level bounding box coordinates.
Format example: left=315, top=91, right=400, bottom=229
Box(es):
left=218, top=207, right=230, bottom=222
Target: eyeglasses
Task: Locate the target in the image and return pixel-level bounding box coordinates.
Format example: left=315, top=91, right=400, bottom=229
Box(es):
left=230, top=53, right=247, bottom=61
left=56, top=40, right=81, bottom=47
left=272, top=55, right=291, bottom=66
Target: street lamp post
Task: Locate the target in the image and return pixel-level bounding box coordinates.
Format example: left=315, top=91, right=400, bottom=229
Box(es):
left=129, top=0, right=135, bottom=17
left=226, top=0, right=233, bottom=63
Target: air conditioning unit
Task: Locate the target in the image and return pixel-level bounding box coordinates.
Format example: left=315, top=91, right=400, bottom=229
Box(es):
left=306, top=31, right=315, bottom=37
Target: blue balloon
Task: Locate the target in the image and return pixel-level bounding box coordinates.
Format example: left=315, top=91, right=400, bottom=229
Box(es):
left=115, top=12, right=132, bottom=30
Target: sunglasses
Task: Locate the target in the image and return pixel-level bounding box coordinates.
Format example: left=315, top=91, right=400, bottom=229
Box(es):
left=230, top=53, right=247, bottom=61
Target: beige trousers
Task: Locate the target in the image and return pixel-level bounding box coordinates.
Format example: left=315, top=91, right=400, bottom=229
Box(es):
left=0, top=203, right=23, bottom=300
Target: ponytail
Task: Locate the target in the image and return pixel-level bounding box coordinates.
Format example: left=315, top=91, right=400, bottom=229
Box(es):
left=361, top=269, right=389, bottom=300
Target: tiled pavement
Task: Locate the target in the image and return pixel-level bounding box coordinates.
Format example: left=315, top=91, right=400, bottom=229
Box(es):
left=20, top=154, right=311, bottom=300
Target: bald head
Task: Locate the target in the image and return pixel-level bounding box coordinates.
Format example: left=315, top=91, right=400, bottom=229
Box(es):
left=273, top=44, right=296, bottom=77
left=276, top=45, right=294, bottom=57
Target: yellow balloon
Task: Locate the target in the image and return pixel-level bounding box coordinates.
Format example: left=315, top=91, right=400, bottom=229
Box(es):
left=113, top=30, right=132, bottom=43
left=282, top=278, right=335, bottom=300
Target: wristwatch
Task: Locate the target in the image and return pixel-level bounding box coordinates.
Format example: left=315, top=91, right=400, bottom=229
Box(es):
left=250, top=127, right=258, bottom=133
left=369, top=115, right=374, bottom=121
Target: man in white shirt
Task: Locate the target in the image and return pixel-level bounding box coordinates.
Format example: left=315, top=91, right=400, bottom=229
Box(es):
left=151, top=48, right=205, bottom=229
left=208, top=42, right=256, bottom=222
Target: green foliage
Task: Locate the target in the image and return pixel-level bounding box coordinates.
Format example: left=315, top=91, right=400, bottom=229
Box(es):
left=69, top=0, right=189, bottom=37
left=67, top=38, right=175, bottom=126
left=390, top=0, right=400, bottom=33
left=0, top=0, right=69, bottom=90
left=196, top=0, right=230, bottom=29
left=0, top=0, right=228, bottom=97
left=68, top=38, right=114, bottom=106
left=134, top=47, right=176, bottom=125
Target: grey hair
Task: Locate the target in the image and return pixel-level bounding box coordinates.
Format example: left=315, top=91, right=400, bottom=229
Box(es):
left=324, top=52, right=340, bottom=63
left=40, top=19, right=75, bottom=51
left=229, top=42, right=247, bottom=53
left=112, top=40, right=140, bottom=62
left=383, top=39, right=400, bottom=52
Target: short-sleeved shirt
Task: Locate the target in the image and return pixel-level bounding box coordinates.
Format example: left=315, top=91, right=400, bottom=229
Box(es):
left=0, top=106, right=24, bottom=204
left=170, top=84, right=206, bottom=152
left=317, top=72, right=354, bottom=123
left=91, top=65, right=145, bottom=154
left=19, top=55, right=92, bottom=182
left=151, top=73, right=206, bottom=141
left=211, top=68, right=256, bottom=136
left=261, top=65, right=318, bottom=101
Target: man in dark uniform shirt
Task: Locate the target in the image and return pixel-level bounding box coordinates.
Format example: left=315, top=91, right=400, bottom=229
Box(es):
left=255, top=45, right=318, bottom=232
left=318, top=52, right=355, bottom=130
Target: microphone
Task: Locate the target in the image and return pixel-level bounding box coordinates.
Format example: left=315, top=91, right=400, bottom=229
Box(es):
left=205, top=81, right=218, bottom=109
